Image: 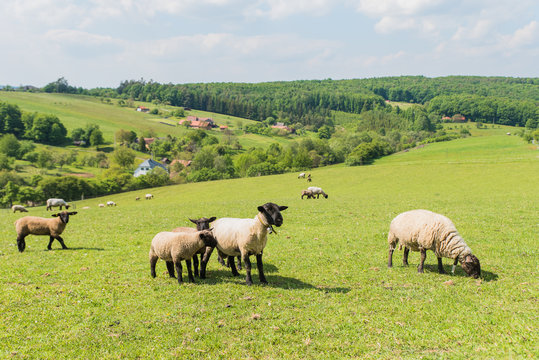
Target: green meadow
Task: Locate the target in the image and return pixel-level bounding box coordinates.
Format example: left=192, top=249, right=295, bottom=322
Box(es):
left=0, top=133, right=537, bottom=358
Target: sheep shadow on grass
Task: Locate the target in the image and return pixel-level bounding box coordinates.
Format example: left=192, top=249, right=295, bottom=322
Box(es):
left=45, top=247, right=106, bottom=251
left=422, top=264, right=498, bottom=282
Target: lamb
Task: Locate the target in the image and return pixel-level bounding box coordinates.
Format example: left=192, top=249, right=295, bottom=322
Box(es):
left=301, top=189, right=314, bottom=199
left=46, top=198, right=70, bottom=211
left=200, top=202, right=288, bottom=285
left=98, top=203, right=105, bottom=208
left=14, top=211, right=78, bottom=252
left=307, top=186, right=328, bottom=199
left=387, top=209, right=481, bottom=278
left=298, top=172, right=306, bottom=178
left=145, top=194, right=153, bottom=200
left=106, top=201, right=116, bottom=207
left=171, top=217, right=216, bottom=277
left=149, top=230, right=217, bottom=285
left=12, top=205, right=28, bottom=213
left=135, top=196, right=140, bottom=201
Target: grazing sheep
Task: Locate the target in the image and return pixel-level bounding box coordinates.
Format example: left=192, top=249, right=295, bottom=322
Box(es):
left=46, top=198, right=70, bottom=211
left=307, top=174, right=312, bottom=182
left=307, top=186, right=328, bottom=199
left=14, top=211, right=78, bottom=252
left=135, top=196, right=140, bottom=201
left=200, top=202, right=288, bottom=285
left=301, top=189, right=314, bottom=199
left=387, top=209, right=481, bottom=278
left=298, top=172, right=306, bottom=178
left=171, top=217, right=216, bottom=277
left=149, top=230, right=217, bottom=285
left=106, top=201, right=116, bottom=207
left=12, top=205, right=28, bottom=213
left=145, top=194, right=153, bottom=200
left=82, top=206, right=90, bottom=210
left=98, top=203, right=105, bottom=208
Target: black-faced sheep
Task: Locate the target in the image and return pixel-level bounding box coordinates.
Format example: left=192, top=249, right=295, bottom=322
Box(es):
left=149, top=230, right=217, bottom=285
left=387, top=209, right=481, bottom=278
left=46, top=198, right=70, bottom=211
left=298, top=172, right=306, bottom=178
left=145, top=194, right=153, bottom=200
left=200, top=202, right=288, bottom=285
left=106, top=201, right=116, bottom=207
left=301, top=189, right=314, bottom=199
left=12, top=205, right=28, bottom=213
left=307, top=186, right=328, bottom=199
left=14, top=211, right=78, bottom=252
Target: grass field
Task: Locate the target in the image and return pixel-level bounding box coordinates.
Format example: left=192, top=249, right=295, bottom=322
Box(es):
left=0, top=132, right=537, bottom=358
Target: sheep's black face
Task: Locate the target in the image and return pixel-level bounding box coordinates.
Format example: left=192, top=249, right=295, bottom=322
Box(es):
left=190, top=217, right=217, bottom=231
left=461, top=254, right=481, bottom=278
left=258, top=203, right=288, bottom=227
left=52, top=211, right=78, bottom=224
left=199, top=230, right=217, bottom=247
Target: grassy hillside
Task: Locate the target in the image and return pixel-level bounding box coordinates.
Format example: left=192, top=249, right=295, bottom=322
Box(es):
left=0, top=132, right=537, bottom=358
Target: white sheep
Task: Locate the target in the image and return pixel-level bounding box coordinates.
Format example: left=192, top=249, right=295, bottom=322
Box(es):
left=149, top=230, right=217, bottom=285
left=307, top=186, right=328, bottom=199
left=387, top=209, right=481, bottom=278
left=14, top=211, right=78, bottom=252
left=106, top=201, right=116, bottom=207
left=200, top=202, right=288, bottom=285
left=145, top=194, right=154, bottom=200
left=98, top=203, right=105, bottom=208
left=46, top=198, right=71, bottom=211
left=298, top=172, right=306, bottom=178
left=12, top=205, right=28, bottom=213
left=301, top=189, right=314, bottom=199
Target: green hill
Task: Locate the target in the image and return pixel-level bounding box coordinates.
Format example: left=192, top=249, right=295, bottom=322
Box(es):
left=0, top=132, right=537, bottom=358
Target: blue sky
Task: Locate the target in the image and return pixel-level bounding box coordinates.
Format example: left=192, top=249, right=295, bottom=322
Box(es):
left=1, top=0, right=538, bottom=88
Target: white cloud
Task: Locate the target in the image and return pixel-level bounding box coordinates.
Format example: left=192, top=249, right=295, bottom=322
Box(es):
left=502, top=21, right=539, bottom=49
left=246, top=0, right=335, bottom=19
left=352, top=0, right=444, bottom=17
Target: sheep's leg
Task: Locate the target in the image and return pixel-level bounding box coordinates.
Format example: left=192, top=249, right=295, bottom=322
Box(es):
left=418, top=249, right=427, bottom=273
left=452, top=258, right=458, bottom=274
left=200, top=246, right=215, bottom=279
left=175, top=261, right=183, bottom=285
left=237, top=256, right=242, bottom=270
left=242, top=254, right=253, bottom=286
left=166, top=261, right=176, bottom=278
left=437, top=257, right=446, bottom=274
left=220, top=254, right=228, bottom=267
left=55, top=236, right=68, bottom=249
left=192, top=254, right=200, bottom=277
left=256, top=254, right=267, bottom=284
left=17, top=235, right=26, bottom=253
left=403, top=247, right=409, bottom=266
left=186, top=260, right=195, bottom=283
left=150, top=256, right=158, bottom=278
left=229, top=256, right=240, bottom=276
left=388, top=247, right=394, bottom=268
left=47, top=236, right=55, bottom=250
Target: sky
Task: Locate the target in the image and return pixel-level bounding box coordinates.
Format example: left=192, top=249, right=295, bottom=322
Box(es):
left=0, top=0, right=538, bottom=88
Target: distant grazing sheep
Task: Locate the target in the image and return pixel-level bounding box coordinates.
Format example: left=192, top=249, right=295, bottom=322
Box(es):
left=200, top=202, right=288, bottom=285
left=172, top=217, right=216, bottom=277
left=12, top=205, right=28, bottom=213
left=135, top=196, right=140, bottom=201
left=14, top=211, right=78, bottom=252
left=298, top=172, right=306, bottom=178
left=301, top=190, right=314, bottom=199
left=307, top=186, right=328, bottom=199
left=46, top=198, right=70, bottom=211
left=387, top=209, right=481, bottom=278
left=98, top=203, right=105, bottom=208
left=145, top=194, right=153, bottom=200
left=149, top=230, right=217, bottom=285
left=82, top=206, right=90, bottom=210
left=106, top=201, right=116, bottom=207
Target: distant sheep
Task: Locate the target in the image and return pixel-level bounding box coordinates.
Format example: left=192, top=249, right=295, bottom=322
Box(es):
left=106, top=201, right=116, bottom=207
left=46, top=198, right=70, bottom=211
left=14, top=211, right=78, bottom=252
left=298, top=172, right=306, bottom=178
left=145, top=194, right=153, bottom=200
left=135, top=196, right=140, bottom=201
left=307, top=186, right=328, bottom=199
left=98, top=203, right=105, bottom=208
left=200, top=202, right=288, bottom=285
left=149, top=230, right=217, bottom=285
left=12, top=205, right=28, bottom=213
left=301, top=189, right=314, bottom=199
left=387, top=209, right=481, bottom=278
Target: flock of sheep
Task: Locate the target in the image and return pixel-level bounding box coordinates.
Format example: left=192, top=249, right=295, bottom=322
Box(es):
left=10, top=174, right=481, bottom=287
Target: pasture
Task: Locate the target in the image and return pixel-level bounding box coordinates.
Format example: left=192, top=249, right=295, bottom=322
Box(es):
left=1, top=134, right=537, bottom=359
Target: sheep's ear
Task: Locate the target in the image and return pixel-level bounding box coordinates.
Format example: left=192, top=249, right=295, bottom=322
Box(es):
left=208, top=217, right=216, bottom=222
left=68, top=211, right=78, bottom=215
left=257, top=206, right=266, bottom=213
left=189, top=218, right=197, bottom=224
left=51, top=213, right=59, bottom=217
left=278, top=206, right=288, bottom=211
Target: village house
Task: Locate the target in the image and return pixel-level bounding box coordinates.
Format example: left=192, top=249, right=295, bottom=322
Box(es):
left=136, top=106, right=150, bottom=113
left=133, top=158, right=168, bottom=177
left=178, top=116, right=216, bottom=130
left=271, top=122, right=292, bottom=132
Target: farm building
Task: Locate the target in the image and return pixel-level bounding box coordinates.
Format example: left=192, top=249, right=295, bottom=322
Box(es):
left=133, top=159, right=168, bottom=177
left=178, top=116, right=216, bottom=129
left=136, top=106, right=150, bottom=113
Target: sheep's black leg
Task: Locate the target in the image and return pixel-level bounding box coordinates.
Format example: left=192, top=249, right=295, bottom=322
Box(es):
left=242, top=254, right=253, bottom=286
left=418, top=249, right=427, bottom=273
left=388, top=248, right=394, bottom=268
left=166, top=261, right=176, bottom=278
left=229, top=256, right=240, bottom=276
left=256, top=254, right=267, bottom=284
left=186, top=260, right=195, bottom=283
left=236, top=256, right=242, bottom=270
left=403, top=247, right=409, bottom=266
left=200, top=247, right=215, bottom=279
left=192, top=253, right=200, bottom=277
left=56, top=236, right=68, bottom=249
left=437, top=257, right=446, bottom=274
left=175, top=261, right=183, bottom=285
left=150, top=257, right=158, bottom=278
left=17, top=236, right=26, bottom=252
left=47, top=236, right=55, bottom=250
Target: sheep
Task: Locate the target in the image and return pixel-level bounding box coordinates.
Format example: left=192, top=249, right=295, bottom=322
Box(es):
left=200, top=202, right=288, bottom=285
left=12, top=205, right=28, bottom=213
left=171, top=217, right=216, bottom=277
left=145, top=194, right=153, bottom=200
left=298, top=172, right=306, bottom=178
left=46, top=198, right=70, bottom=211
left=387, top=209, right=481, bottom=278
left=98, top=203, right=105, bottom=208
left=307, top=186, right=328, bottom=199
left=106, top=201, right=116, bottom=207
left=14, top=211, right=78, bottom=252
left=135, top=196, right=140, bottom=201
left=149, top=230, right=217, bottom=285
left=301, top=189, right=314, bottom=199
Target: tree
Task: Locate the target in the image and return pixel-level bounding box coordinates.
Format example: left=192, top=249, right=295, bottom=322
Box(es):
left=112, top=147, right=136, bottom=169
left=0, top=153, right=12, bottom=170
left=2, top=181, right=19, bottom=207
left=0, top=134, right=21, bottom=158
left=0, top=103, right=24, bottom=137
left=90, top=128, right=105, bottom=147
